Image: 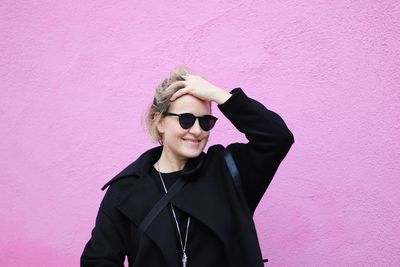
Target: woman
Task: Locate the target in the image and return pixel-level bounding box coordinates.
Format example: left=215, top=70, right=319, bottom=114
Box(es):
left=81, top=66, right=294, bottom=267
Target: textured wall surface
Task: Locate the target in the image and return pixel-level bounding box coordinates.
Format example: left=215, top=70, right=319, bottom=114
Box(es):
left=1, top=0, right=399, bottom=266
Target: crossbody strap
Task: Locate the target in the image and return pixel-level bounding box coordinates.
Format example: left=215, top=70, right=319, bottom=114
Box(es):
left=138, top=176, right=187, bottom=233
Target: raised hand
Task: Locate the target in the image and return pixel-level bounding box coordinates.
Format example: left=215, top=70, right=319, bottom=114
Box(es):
left=168, top=74, right=231, bottom=104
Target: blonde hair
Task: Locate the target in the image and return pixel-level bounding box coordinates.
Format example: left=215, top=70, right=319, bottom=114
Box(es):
left=145, top=66, right=193, bottom=143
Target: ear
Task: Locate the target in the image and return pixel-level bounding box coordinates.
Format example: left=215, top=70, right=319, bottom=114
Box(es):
left=154, top=112, right=165, bottom=134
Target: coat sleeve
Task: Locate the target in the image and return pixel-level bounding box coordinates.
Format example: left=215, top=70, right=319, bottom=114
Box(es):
left=81, top=187, right=129, bottom=266
left=217, top=88, right=295, bottom=213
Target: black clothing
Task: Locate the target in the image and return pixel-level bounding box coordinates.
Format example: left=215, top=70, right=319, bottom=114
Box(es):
left=150, top=166, right=229, bottom=266
left=81, top=88, right=295, bottom=267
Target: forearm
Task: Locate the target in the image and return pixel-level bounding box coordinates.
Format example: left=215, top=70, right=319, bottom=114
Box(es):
left=218, top=88, right=294, bottom=144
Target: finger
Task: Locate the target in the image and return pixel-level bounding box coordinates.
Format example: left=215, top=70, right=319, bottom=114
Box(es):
left=166, top=81, right=186, bottom=93
left=170, top=87, right=191, bottom=101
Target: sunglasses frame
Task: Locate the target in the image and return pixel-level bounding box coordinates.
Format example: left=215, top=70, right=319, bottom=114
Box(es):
left=164, top=112, right=218, bottom=131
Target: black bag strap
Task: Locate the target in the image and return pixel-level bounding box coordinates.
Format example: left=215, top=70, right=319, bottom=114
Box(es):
left=223, top=148, right=247, bottom=207
left=223, top=148, right=269, bottom=264
left=138, top=176, right=187, bottom=233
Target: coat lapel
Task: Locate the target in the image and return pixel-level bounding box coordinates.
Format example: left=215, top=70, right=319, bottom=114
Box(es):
left=115, top=173, right=181, bottom=267
left=170, top=171, right=235, bottom=263
left=109, top=146, right=235, bottom=266
left=145, top=202, right=181, bottom=266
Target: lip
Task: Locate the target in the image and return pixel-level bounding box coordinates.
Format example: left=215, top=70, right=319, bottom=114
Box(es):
left=182, top=138, right=200, bottom=144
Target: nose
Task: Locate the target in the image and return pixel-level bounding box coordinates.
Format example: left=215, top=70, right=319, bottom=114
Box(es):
left=188, top=118, right=202, bottom=135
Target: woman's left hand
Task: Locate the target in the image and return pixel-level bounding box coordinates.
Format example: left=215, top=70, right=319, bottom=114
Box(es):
left=168, top=74, right=231, bottom=104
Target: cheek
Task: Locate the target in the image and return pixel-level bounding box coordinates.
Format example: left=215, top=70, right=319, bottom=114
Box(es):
left=201, top=132, right=210, bottom=141
left=161, top=119, right=181, bottom=136
left=165, top=126, right=186, bottom=140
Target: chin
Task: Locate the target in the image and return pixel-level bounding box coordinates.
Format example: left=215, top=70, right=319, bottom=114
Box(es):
left=180, top=143, right=207, bottom=158
left=181, top=148, right=203, bottom=158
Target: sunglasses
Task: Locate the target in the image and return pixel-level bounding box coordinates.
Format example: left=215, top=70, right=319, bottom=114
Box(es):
left=165, top=112, right=218, bottom=131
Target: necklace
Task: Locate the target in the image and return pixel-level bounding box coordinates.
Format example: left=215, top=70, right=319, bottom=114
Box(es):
left=156, top=162, right=190, bottom=267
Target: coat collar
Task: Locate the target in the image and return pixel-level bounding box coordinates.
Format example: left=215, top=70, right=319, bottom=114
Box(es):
left=101, top=146, right=205, bottom=191
left=107, top=146, right=237, bottom=266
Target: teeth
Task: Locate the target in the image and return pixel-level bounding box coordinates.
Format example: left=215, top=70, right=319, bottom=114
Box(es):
left=184, top=139, right=199, bottom=142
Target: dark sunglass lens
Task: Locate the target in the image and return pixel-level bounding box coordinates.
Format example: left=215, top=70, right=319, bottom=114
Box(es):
left=199, top=116, right=217, bottom=131
left=179, top=113, right=196, bottom=129
left=208, top=117, right=217, bottom=129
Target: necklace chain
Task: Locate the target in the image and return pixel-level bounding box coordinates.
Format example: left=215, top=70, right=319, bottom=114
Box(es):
left=156, top=162, right=190, bottom=266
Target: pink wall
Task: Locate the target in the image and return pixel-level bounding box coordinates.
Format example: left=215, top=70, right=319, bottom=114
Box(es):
left=1, top=1, right=399, bottom=266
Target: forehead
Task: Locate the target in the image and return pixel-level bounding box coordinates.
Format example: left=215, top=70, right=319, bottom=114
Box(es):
left=169, top=94, right=211, bottom=114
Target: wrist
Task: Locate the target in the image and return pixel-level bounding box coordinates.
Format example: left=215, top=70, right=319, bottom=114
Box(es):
left=213, top=88, right=232, bottom=104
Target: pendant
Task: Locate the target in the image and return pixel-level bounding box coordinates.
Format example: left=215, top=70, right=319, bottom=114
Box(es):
left=182, top=252, right=188, bottom=267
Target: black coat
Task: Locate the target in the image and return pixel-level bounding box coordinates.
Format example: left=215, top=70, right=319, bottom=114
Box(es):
left=81, top=88, right=294, bottom=267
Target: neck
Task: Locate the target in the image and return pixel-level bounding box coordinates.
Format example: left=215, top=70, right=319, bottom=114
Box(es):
left=155, top=149, right=188, bottom=173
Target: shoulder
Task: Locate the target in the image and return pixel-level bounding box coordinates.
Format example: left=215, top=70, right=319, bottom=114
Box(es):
left=205, top=144, right=226, bottom=160
left=205, top=143, right=247, bottom=164
left=101, top=146, right=161, bottom=190
left=98, top=146, right=163, bottom=210
left=205, top=144, right=238, bottom=167
left=206, top=143, right=244, bottom=158
left=100, top=175, right=138, bottom=212
left=101, top=161, right=139, bottom=191
left=207, top=144, right=225, bottom=154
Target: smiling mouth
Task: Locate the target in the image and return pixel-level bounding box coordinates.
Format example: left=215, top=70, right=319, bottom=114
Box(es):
left=182, top=138, right=200, bottom=144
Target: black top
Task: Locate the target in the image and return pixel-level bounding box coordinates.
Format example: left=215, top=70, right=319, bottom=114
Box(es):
left=149, top=165, right=229, bottom=266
